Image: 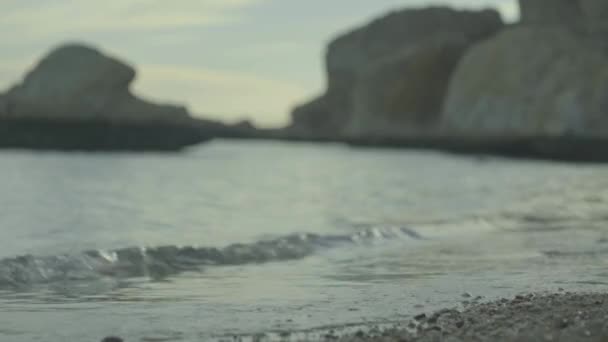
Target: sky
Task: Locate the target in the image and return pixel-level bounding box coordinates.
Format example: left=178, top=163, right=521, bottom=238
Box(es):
left=0, top=0, right=518, bottom=127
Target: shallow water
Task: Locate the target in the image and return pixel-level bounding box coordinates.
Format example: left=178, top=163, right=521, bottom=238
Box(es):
left=0, top=140, right=607, bottom=341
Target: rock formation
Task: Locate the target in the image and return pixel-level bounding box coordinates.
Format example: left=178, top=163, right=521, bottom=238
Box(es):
left=3, top=44, right=190, bottom=124
left=517, top=0, right=583, bottom=27
left=0, top=93, right=6, bottom=116
left=346, top=37, right=468, bottom=138
left=580, top=0, right=608, bottom=33
left=287, top=7, right=503, bottom=139
left=518, top=0, right=608, bottom=34
left=441, top=2, right=608, bottom=138
left=0, top=43, right=215, bottom=150
left=284, top=1, right=608, bottom=161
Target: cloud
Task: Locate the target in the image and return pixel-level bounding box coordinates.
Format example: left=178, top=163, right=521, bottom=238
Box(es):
left=133, top=64, right=310, bottom=126
left=0, top=0, right=266, bottom=40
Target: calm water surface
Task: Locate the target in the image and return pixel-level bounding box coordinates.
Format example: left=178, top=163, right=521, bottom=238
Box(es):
left=0, top=140, right=607, bottom=341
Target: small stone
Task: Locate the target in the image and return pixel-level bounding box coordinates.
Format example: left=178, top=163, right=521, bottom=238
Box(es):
left=426, top=326, right=442, bottom=332
left=414, top=313, right=427, bottom=321
left=456, top=320, right=465, bottom=328
left=556, top=318, right=569, bottom=329
left=462, top=292, right=473, bottom=298
left=355, top=330, right=365, bottom=338
left=102, top=338, right=123, bottom=342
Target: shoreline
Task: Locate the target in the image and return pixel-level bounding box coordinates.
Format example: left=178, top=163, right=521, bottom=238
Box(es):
left=2, top=115, right=608, bottom=164
left=217, top=132, right=608, bottom=164
left=336, top=292, right=608, bottom=342
left=207, top=292, right=608, bottom=342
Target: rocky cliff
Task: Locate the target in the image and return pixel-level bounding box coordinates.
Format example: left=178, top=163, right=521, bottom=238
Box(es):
left=517, top=0, right=583, bottom=27
left=441, top=0, right=608, bottom=138
left=288, top=7, right=503, bottom=139
left=285, top=1, right=608, bottom=161
left=440, top=27, right=608, bottom=137
left=581, top=0, right=608, bottom=33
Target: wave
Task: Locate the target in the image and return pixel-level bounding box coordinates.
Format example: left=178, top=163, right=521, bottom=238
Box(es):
left=0, top=226, right=422, bottom=289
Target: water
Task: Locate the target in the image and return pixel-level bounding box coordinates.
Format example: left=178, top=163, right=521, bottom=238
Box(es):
left=0, top=140, right=607, bottom=341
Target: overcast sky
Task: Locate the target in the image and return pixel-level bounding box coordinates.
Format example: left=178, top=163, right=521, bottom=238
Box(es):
left=0, top=0, right=518, bottom=127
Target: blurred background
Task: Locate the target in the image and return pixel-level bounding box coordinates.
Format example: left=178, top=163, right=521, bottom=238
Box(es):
left=2, top=1, right=608, bottom=342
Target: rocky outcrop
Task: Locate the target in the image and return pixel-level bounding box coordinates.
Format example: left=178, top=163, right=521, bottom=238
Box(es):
left=0, top=93, right=6, bottom=116
left=441, top=27, right=608, bottom=137
left=282, top=2, right=608, bottom=161
left=3, top=44, right=190, bottom=124
left=518, top=0, right=608, bottom=34
left=345, top=37, right=468, bottom=138
left=518, top=0, right=583, bottom=27
left=0, top=43, right=218, bottom=150
left=287, top=7, right=503, bottom=139
left=580, top=0, right=608, bottom=33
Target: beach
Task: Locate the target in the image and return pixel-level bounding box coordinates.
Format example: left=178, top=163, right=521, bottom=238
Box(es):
left=335, top=292, right=608, bottom=342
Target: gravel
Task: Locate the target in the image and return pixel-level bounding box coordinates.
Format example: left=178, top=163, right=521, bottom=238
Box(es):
left=339, top=292, right=608, bottom=341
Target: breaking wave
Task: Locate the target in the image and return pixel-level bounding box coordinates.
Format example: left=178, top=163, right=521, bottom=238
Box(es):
left=0, top=226, right=422, bottom=289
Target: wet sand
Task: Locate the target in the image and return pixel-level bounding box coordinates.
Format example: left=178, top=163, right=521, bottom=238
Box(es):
left=339, top=292, right=608, bottom=342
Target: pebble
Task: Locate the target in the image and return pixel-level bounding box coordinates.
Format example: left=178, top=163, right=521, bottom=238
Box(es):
left=101, top=338, right=123, bottom=342
left=556, top=318, right=569, bottom=329
left=414, top=313, right=427, bottom=321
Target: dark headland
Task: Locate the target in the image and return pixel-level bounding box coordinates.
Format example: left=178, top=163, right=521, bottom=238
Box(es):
left=0, top=44, right=248, bottom=151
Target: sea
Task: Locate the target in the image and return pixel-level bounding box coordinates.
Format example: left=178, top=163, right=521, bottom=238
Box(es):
left=0, top=140, right=607, bottom=341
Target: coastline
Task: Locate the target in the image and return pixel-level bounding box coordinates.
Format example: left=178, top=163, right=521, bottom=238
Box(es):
left=211, top=292, right=608, bottom=342
left=214, top=132, right=608, bottom=163
left=0, top=117, right=212, bottom=151
left=337, top=292, right=608, bottom=342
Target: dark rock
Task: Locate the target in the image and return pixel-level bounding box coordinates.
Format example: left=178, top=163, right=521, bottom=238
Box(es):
left=101, top=337, right=123, bottom=342
left=287, top=7, right=502, bottom=139
left=414, top=313, right=427, bottom=321
left=518, top=0, right=583, bottom=27
left=556, top=318, right=570, bottom=329
left=0, top=43, right=214, bottom=151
